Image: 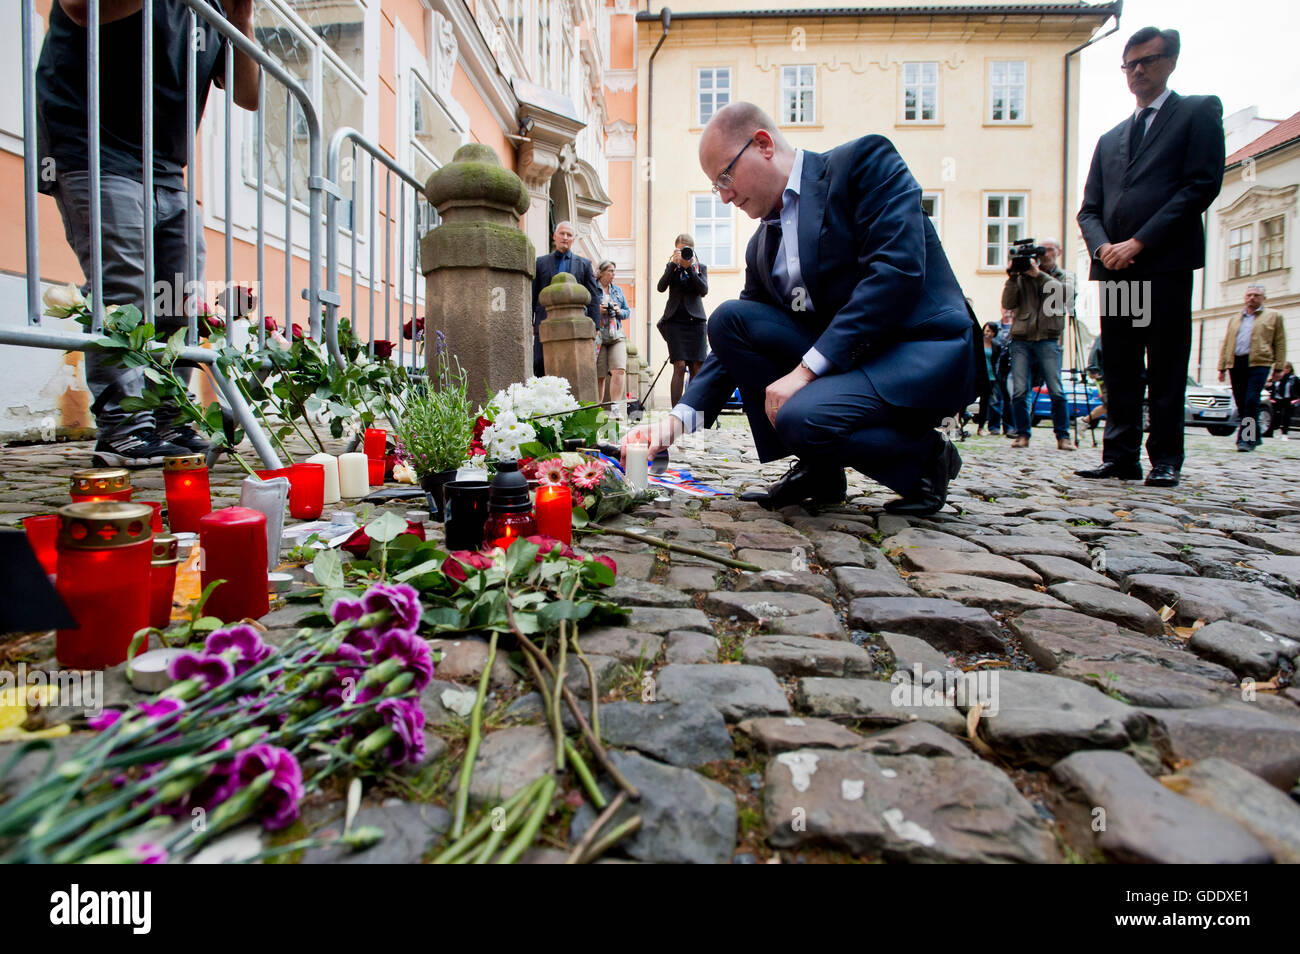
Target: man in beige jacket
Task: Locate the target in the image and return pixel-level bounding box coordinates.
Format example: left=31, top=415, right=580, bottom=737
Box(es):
left=1218, top=284, right=1286, bottom=451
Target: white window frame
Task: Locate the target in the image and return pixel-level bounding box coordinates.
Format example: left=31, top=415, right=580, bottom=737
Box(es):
left=920, top=192, right=942, bottom=240
left=537, top=0, right=552, bottom=88
left=1259, top=214, right=1286, bottom=273
left=983, top=192, right=1028, bottom=268
left=901, top=61, right=939, bottom=123
left=988, top=60, right=1027, bottom=124
left=1228, top=224, right=1254, bottom=278
left=691, top=194, right=734, bottom=269
left=780, top=65, right=816, bottom=125
left=697, top=67, right=731, bottom=127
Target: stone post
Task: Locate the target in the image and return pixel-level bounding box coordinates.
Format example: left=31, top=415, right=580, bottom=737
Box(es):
left=625, top=343, right=643, bottom=403
left=538, top=273, right=597, bottom=403
left=421, top=143, right=534, bottom=404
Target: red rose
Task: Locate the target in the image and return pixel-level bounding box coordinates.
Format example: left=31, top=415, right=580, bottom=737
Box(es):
left=291, top=323, right=305, bottom=340
left=473, top=416, right=492, bottom=441
left=340, top=520, right=426, bottom=557
left=441, top=550, right=494, bottom=582
left=593, top=554, right=617, bottom=584
left=469, top=441, right=486, bottom=457
left=403, top=316, right=425, bottom=340
left=263, top=315, right=279, bottom=334
left=526, top=535, right=577, bottom=560
left=517, top=457, right=538, bottom=480
left=373, top=340, right=393, bottom=360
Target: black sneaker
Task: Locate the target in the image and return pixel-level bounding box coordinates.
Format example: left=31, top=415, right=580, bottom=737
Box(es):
left=92, top=432, right=189, bottom=468
left=157, top=424, right=213, bottom=454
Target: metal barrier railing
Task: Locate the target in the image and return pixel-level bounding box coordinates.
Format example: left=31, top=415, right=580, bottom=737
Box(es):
left=5, top=0, right=430, bottom=465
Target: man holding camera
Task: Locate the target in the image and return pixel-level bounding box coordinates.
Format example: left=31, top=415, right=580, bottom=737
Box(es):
left=1001, top=238, right=1075, bottom=451
left=532, top=220, right=603, bottom=378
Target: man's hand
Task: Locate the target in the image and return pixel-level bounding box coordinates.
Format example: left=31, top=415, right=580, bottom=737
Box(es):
left=1218, top=370, right=1226, bottom=383
left=670, top=250, right=684, bottom=268
left=620, top=415, right=682, bottom=468
left=1098, top=238, right=1144, bottom=271
left=765, top=363, right=817, bottom=427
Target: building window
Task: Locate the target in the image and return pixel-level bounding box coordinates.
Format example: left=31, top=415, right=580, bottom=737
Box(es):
left=508, top=0, right=525, bottom=52
left=1228, top=225, right=1253, bottom=278
left=989, top=61, right=1026, bottom=123
left=1260, top=215, right=1286, bottom=272
left=697, top=68, right=731, bottom=126
left=921, top=192, right=942, bottom=237
left=902, top=62, right=938, bottom=122
left=984, top=193, right=1027, bottom=267
left=537, top=0, right=552, bottom=88
left=692, top=195, right=733, bottom=268
left=781, top=65, right=816, bottom=124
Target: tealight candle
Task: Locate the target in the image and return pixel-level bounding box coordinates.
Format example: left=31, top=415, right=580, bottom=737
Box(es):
left=199, top=507, right=269, bottom=622
left=163, top=454, right=211, bottom=533
left=129, top=648, right=187, bottom=693
left=534, top=484, right=572, bottom=544
left=625, top=442, right=649, bottom=492
left=306, top=452, right=341, bottom=504
left=338, top=452, right=369, bottom=499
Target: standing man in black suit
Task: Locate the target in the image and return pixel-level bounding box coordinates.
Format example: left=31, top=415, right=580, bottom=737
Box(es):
left=1076, top=26, right=1225, bottom=487
left=532, top=220, right=602, bottom=378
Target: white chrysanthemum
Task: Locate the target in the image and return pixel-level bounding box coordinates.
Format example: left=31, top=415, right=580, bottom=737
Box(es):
left=492, top=409, right=520, bottom=431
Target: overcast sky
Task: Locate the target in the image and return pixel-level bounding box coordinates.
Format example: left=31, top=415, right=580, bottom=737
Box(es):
left=1076, top=0, right=1300, bottom=173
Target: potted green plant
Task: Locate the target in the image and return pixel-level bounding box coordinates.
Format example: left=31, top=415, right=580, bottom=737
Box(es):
left=392, top=346, right=476, bottom=520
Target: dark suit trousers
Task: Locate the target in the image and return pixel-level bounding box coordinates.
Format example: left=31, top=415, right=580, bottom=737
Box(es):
left=1099, top=271, right=1193, bottom=470
left=1228, top=355, right=1270, bottom=447
left=706, top=300, right=944, bottom=496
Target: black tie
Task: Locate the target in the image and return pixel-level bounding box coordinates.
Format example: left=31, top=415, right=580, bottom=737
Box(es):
left=762, top=218, right=782, bottom=280
left=1130, top=107, right=1154, bottom=155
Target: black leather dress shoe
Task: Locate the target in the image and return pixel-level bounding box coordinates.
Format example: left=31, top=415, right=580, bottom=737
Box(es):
left=1075, top=462, right=1143, bottom=480
left=1144, top=464, right=1180, bottom=487
left=884, top=440, right=962, bottom=516
left=738, top=460, right=847, bottom=511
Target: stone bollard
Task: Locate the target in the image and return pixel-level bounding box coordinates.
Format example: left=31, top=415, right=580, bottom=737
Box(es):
left=421, top=143, right=534, bottom=402
left=538, top=273, right=598, bottom=403
left=625, top=343, right=643, bottom=403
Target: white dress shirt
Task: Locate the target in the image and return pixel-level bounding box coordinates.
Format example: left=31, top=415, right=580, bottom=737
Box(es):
left=1134, top=87, right=1172, bottom=134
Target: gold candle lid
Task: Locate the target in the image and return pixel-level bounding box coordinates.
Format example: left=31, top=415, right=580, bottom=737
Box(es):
left=69, top=468, right=130, bottom=495
left=151, top=532, right=180, bottom=564
left=57, top=501, right=155, bottom=550
left=163, top=454, right=207, bottom=471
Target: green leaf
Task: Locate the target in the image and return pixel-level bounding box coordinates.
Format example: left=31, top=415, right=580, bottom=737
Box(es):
left=581, top=558, right=616, bottom=588
left=364, top=510, right=408, bottom=544
left=538, top=599, right=593, bottom=629
left=393, top=558, right=443, bottom=583
left=511, top=611, right=541, bottom=635
left=571, top=507, right=590, bottom=529
left=420, top=607, right=462, bottom=629
left=192, top=616, right=223, bottom=633
left=312, top=549, right=346, bottom=590
left=517, top=441, right=551, bottom=460
left=505, top=539, right=540, bottom=576
left=193, top=579, right=225, bottom=617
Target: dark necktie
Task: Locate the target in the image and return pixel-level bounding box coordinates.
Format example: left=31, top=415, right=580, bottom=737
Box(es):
left=762, top=218, right=782, bottom=281
left=1130, top=107, right=1154, bottom=155
left=555, top=251, right=570, bottom=274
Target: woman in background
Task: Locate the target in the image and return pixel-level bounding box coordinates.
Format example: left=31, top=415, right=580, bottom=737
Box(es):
left=595, top=260, right=630, bottom=412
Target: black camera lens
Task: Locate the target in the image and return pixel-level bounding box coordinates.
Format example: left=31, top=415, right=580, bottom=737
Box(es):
left=680, top=246, right=694, bottom=261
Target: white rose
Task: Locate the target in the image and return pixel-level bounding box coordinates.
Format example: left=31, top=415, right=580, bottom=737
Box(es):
left=42, top=283, right=86, bottom=316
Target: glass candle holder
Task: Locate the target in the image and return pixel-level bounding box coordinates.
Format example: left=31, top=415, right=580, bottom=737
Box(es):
left=288, top=463, right=325, bottom=520
left=364, top=427, right=387, bottom=460
left=481, top=511, right=537, bottom=551
left=55, top=501, right=154, bottom=669
left=22, top=514, right=60, bottom=576
left=368, top=457, right=385, bottom=487
left=443, top=480, right=491, bottom=551
left=164, top=454, right=212, bottom=533
left=145, top=501, right=164, bottom=533
left=69, top=468, right=132, bottom=504
left=149, top=533, right=180, bottom=630
left=534, top=484, right=572, bottom=544
left=199, top=507, right=269, bottom=622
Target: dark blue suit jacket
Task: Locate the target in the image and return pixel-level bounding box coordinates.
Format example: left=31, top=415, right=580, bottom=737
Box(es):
left=683, top=135, right=975, bottom=419
left=533, top=250, right=602, bottom=328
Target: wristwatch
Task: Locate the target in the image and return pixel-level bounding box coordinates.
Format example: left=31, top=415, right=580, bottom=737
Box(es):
left=799, top=359, right=816, bottom=376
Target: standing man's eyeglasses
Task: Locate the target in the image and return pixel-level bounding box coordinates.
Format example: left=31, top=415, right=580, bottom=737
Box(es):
left=1120, top=53, right=1170, bottom=72
left=711, top=138, right=756, bottom=194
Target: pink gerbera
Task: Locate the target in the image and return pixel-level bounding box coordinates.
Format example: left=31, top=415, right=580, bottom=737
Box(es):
left=536, top=457, right=568, bottom=487
left=570, top=459, right=604, bottom=490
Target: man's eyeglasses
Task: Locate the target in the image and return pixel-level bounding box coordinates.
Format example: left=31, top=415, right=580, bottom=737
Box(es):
left=711, top=138, right=756, bottom=194
left=1120, top=53, right=1169, bottom=72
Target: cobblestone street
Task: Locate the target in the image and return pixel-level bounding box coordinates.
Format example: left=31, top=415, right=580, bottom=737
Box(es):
left=4, top=419, right=1300, bottom=863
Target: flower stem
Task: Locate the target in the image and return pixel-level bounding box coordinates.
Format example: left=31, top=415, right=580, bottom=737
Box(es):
left=451, top=630, right=497, bottom=839
left=564, top=790, right=626, bottom=864
left=493, top=776, right=556, bottom=864
left=564, top=738, right=605, bottom=810
left=578, top=814, right=641, bottom=864
left=578, top=526, right=762, bottom=571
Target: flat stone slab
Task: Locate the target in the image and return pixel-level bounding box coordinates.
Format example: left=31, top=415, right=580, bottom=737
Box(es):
left=1056, top=659, right=1232, bottom=709
left=737, top=715, right=866, bottom=753
left=1188, top=619, right=1300, bottom=680
left=966, top=671, right=1148, bottom=767
left=732, top=529, right=813, bottom=551
left=575, top=627, right=664, bottom=665
left=973, top=535, right=1091, bottom=564
left=1143, top=703, right=1300, bottom=790
left=734, top=568, right=837, bottom=600
left=1015, top=554, right=1118, bottom=589
left=1169, top=757, right=1300, bottom=864
left=736, top=548, right=805, bottom=571
left=303, top=800, right=451, bottom=865
left=601, top=578, right=694, bottom=608
left=1231, top=531, right=1300, bottom=556
left=794, top=677, right=966, bottom=735
left=897, top=548, right=1042, bottom=585
left=663, top=566, right=720, bottom=592
left=655, top=664, right=791, bottom=721
left=881, top=527, right=987, bottom=553
left=703, top=590, right=843, bottom=639
left=456, top=725, right=554, bottom=807
left=879, top=631, right=955, bottom=677
left=804, top=530, right=870, bottom=567
left=743, top=634, right=873, bottom=678
left=764, top=751, right=1059, bottom=863
left=664, top=630, right=717, bottom=664
left=1096, top=551, right=1195, bottom=584
left=1046, top=582, right=1165, bottom=635
left=625, top=607, right=711, bottom=634
left=1125, top=573, right=1300, bottom=634
left=563, top=654, right=624, bottom=699
left=570, top=750, right=737, bottom=864
left=1050, top=750, right=1270, bottom=864
left=908, top=572, right=1067, bottom=614
left=831, top=566, right=916, bottom=599
left=594, top=701, right=734, bottom=767
left=1245, top=554, right=1300, bottom=589
left=854, top=722, right=976, bottom=760
left=849, top=597, right=1006, bottom=654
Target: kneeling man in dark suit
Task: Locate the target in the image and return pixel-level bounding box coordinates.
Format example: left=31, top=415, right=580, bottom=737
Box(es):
left=623, top=102, right=976, bottom=515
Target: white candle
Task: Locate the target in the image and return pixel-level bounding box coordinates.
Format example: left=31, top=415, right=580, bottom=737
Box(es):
left=307, top=452, right=341, bottom=504
left=338, top=452, right=370, bottom=499
left=129, top=648, right=188, bottom=693
left=626, top=442, right=649, bottom=492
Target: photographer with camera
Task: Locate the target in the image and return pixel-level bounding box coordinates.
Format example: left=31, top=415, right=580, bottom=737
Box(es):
left=656, top=233, right=710, bottom=406
left=595, top=260, right=630, bottom=413
left=1001, top=238, right=1076, bottom=451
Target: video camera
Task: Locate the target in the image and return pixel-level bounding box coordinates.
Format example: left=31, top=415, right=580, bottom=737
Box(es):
left=1008, top=237, right=1047, bottom=274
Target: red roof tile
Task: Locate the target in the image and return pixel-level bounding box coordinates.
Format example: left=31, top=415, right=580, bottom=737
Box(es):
left=1226, top=109, right=1300, bottom=166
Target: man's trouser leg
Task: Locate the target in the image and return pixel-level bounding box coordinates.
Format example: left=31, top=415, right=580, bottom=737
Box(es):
left=532, top=318, right=546, bottom=378
left=153, top=184, right=204, bottom=431
left=1038, top=340, right=1071, bottom=439
left=1141, top=272, right=1193, bottom=469
left=1230, top=357, right=1269, bottom=448
left=1009, top=340, right=1032, bottom=436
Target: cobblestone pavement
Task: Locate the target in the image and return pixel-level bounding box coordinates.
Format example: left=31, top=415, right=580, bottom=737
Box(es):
left=4, top=420, right=1300, bottom=863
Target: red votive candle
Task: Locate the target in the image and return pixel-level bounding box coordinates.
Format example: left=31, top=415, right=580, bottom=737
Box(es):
left=368, top=457, right=385, bottom=487
left=364, top=427, right=386, bottom=460
left=199, top=507, right=269, bottom=622
left=55, top=501, right=154, bottom=669
left=288, top=463, right=325, bottom=520
left=22, top=514, right=60, bottom=576
left=146, top=501, right=164, bottom=532
left=482, top=512, right=537, bottom=551
left=69, top=468, right=132, bottom=503
left=534, top=484, right=572, bottom=544
left=164, top=454, right=212, bottom=533
left=149, top=533, right=180, bottom=630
